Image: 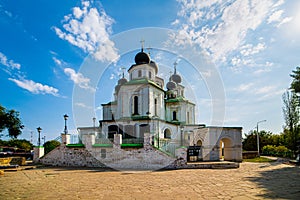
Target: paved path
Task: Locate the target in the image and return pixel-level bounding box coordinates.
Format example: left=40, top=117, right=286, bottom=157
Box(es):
left=0, top=161, right=299, bottom=199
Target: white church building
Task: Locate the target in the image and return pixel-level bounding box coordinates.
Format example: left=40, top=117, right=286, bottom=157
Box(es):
left=76, top=47, right=243, bottom=165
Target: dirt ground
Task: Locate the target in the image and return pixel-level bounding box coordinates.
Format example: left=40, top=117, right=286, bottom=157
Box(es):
left=0, top=161, right=299, bottom=200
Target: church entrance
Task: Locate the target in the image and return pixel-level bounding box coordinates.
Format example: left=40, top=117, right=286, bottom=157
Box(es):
left=219, top=138, right=233, bottom=161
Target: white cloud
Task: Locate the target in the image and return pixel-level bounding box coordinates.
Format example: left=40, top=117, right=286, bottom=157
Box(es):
left=0, top=52, right=21, bottom=70
left=240, top=43, right=266, bottom=56
left=235, top=83, right=254, bottom=92
left=8, top=78, right=59, bottom=96
left=64, top=67, right=95, bottom=92
left=53, top=0, right=119, bottom=62
left=171, top=0, right=290, bottom=66
left=52, top=57, right=63, bottom=66
left=75, top=102, right=92, bottom=109
left=267, top=9, right=292, bottom=27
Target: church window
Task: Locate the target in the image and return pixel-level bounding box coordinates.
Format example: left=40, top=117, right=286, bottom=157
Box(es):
left=130, top=73, right=132, bottom=80
left=138, top=70, right=142, bottom=77
left=133, top=96, right=139, bottom=115
left=154, top=98, right=157, bottom=116
left=172, top=111, right=177, bottom=120
left=187, top=112, right=189, bottom=124
left=149, top=71, right=152, bottom=79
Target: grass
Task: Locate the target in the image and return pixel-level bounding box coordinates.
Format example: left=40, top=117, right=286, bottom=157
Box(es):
left=121, top=143, right=143, bottom=148
left=243, top=157, right=276, bottom=163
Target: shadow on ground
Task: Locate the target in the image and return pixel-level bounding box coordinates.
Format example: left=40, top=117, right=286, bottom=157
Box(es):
left=246, top=163, right=300, bottom=199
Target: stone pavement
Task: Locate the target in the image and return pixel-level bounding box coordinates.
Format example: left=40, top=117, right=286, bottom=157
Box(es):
left=0, top=161, right=299, bottom=200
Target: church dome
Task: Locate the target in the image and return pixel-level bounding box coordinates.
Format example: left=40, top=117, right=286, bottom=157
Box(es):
left=171, top=74, right=182, bottom=83
left=118, top=78, right=128, bottom=85
left=135, top=51, right=150, bottom=64
left=166, top=81, right=176, bottom=90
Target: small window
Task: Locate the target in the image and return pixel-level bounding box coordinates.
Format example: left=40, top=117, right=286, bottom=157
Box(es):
left=149, top=71, right=152, bottom=79
left=138, top=70, right=142, bottom=77
left=101, top=149, right=106, bottom=158
left=154, top=98, right=157, bottom=116
left=172, top=111, right=177, bottom=120
left=133, top=96, right=139, bottom=115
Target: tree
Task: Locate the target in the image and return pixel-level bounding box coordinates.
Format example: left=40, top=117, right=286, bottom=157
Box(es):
left=43, top=140, right=60, bottom=154
left=290, top=66, right=300, bottom=93
left=282, top=91, right=300, bottom=156
left=0, top=105, right=24, bottom=138
left=242, top=130, right=273, bottom=152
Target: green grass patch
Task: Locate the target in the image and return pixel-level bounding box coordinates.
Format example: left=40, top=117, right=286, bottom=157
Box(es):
left=92, top=143, right=113, bottom=147
left=66, top=144, right=85, bottom=148
left=243, top=157, right=276, bottom=163
left=121, top=143, right=143, bottom=148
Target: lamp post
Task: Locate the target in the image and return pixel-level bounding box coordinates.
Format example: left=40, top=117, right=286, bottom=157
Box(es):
left=64, top=114, right=69, bottom=134
left=256, top=120, right=266, bottom=157
left=36, top=127, right=42, bottom=147
left=93, top=117, right=96, bottom=135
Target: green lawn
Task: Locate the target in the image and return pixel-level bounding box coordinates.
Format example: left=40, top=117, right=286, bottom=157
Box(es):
left=243, top=157, right=276, bottom=163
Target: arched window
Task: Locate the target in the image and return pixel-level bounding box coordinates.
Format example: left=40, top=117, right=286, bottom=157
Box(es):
left=164, top=129, right=171, bottom=139
left=149, top=71, right=152, bottom=79
left=138, top=70, right=142, bottom=77
left=172, top=111, right=177, bottom=120
left=133, top=96, right=139, bottom=115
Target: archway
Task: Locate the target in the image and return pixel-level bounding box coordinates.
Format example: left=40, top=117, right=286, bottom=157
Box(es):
left=219, top=138, right=233, bottom=161
left=164, top=128, right=171, bottom=139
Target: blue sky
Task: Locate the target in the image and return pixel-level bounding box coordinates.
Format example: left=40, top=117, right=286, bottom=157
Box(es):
left=0, top=0, right=299, bottom=144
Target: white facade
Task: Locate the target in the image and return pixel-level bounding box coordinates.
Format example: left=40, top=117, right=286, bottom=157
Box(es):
left=78, top=48, right=242, bottom=162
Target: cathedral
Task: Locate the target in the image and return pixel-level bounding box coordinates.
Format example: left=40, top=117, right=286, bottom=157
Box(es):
left=76, top=46, right=243, bottom=164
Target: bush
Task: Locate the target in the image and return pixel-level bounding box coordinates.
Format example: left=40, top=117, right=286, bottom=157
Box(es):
left=43, top=140, right=60, bottom=154
left=262, top=145, right=292, bottom=158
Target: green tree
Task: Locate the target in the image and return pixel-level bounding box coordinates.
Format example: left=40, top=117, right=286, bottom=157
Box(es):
left=282, top=91, right=300, bottom=156
left=290, top=66, right=300, bottom=93
left=0, top=105, right=24, bottom=138
left=242, top=130, right=273, bottom=152
left=43, top=140, right=60, bottom=154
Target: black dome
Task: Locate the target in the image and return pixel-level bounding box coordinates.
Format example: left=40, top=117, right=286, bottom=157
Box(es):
left=135, top=51, right=150, bottom=64
left=171, top=74, right=182, bottom=83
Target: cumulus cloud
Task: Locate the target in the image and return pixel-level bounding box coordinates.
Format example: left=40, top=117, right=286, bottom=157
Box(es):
left=8, top=78, right=59, bottom=96
left=64, top=67, right=95, bottom=92
left=53, top=0, right=119, bottom=62
left=171, top=0, right=291, bottom=66
left=0, top=52, right=21, bottom=70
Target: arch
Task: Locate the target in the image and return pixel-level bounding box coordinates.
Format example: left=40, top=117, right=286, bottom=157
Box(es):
left=196, top=140, right=202, bottom=146
left=164, top=128, right=171, bottom=139
left=219, top=137, right=233, bottom=161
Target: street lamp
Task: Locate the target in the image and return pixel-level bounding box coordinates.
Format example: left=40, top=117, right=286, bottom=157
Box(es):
left=64, top=114, right=69, bottom=134
left=93, top=117, right=96, bottom=134
left=256, top=120, right=266, bottom=156
left=36, top=127, right=42, bottom=146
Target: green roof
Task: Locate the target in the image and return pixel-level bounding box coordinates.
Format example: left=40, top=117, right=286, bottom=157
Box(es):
left=165, top=96, right=195, bottom=105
